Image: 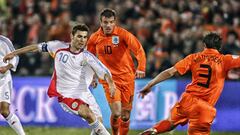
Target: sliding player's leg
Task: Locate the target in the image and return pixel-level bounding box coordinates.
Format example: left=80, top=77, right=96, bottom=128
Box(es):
left=139, top=97, right=188, bottom=135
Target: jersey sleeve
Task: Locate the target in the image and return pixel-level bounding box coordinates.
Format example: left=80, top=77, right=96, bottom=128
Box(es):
left=0, top=36, right=19, bottom=72
left=223, top=55, right=240, bottom=71
left=84, top=51, right=112, bottom=80
left=122, top=29, right=146, bottom=72
left=86, top=34, right=97, bottom=55
left=37, top=40, right=63, bottom=58
left=174, top=54, right=193, bottom=75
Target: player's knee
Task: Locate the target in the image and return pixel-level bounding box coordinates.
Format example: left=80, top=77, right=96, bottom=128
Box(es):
left=112, top=111, right=121, bottom=119
left=0, top=108, right=10, bottom=118
left=121, top=110, right=130, bottom=121
left=78, top=105, right=95, bottom=123
left=85, top=112, right=95, bottom=123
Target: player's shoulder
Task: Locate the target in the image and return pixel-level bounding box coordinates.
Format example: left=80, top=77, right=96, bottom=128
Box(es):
left=82, top=50, right=95, bottom=57
left=49, top=40, right=68, bottom=45
left=47, top=40, right=69, bottom=47
left=223, top=54, right=240, bottom=60
left=0, top=35, right=12, bottom=46
left=185, top=52, right=197, bottom=58
left=116, top=26, right=129, bottom=34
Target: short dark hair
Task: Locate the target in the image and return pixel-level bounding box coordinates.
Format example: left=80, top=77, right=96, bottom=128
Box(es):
left=72, top=24, right=89, bottom=36
left=100, top=8, right=116, bottom=21
left=203, top=32, right=222, bottom=51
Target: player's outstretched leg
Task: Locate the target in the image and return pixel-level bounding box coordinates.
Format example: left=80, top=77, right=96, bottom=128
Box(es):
left=0, top=102, right=25, bottom=135
left=139, top=120, right=174, bottom=135
left=78, top=104, right=110, bottom=135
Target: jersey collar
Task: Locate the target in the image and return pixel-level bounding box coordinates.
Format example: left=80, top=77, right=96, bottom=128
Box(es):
left=202, top=48, right=220, bottom=54
left=68, top=45, right=84, bottom=54
left=98, top=26, right=119, bottom=36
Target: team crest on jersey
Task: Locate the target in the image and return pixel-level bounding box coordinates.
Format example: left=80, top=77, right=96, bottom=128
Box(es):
left=72, top=101, right=78, bottom=109
left=112, top=36, right=119, bottom=45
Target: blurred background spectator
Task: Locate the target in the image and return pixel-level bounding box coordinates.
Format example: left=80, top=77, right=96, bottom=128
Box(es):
left=0, top=0, right=239, bottom=79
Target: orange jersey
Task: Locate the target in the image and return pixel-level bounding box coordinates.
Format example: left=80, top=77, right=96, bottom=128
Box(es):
left=174, top=48, right=240, bottom=106
left=87, top=26, right=146, bottom=83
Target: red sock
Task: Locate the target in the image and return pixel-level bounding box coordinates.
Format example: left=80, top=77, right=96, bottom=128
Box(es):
left=110, top=115, right=119, bottom=135
left=153, top=120, right=173, bottom=133
left=119, top=118, right=130, bottom=135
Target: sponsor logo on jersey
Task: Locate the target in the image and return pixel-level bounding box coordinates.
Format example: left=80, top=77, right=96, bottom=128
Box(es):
left=112, top=36, right=119, bottom=45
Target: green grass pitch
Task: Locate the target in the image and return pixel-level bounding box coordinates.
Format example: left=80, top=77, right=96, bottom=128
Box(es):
left=0, top=127, right=239, bottom=135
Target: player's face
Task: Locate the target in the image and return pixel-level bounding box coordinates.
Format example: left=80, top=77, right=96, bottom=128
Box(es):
left=100, top=16, right=116, bottom=35
left=71, top=31, right=88, bottom=50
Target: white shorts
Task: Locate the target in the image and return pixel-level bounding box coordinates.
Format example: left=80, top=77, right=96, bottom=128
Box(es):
left=0, top=80, right=12, bottom=104
left=59, top=91, right=102, bottom=119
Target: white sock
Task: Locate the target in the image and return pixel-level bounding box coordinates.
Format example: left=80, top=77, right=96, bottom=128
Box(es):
left=89, top=120, right=110, bottom=135
left=90, top=130, right=97, bottom=135
left=5, top=113, right=25, bottom=135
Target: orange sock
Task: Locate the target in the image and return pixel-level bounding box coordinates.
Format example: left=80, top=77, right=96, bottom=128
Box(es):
left=119, top=118, right=130, bottom=135
left=110, top=115, right=119, bottom=135
left=153, top=120, right=173, bottom=133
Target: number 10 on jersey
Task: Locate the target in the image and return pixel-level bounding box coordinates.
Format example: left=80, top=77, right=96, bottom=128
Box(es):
left=59, top=52, right=69, bottom=63
left=104, top=45, right=112, bottom=54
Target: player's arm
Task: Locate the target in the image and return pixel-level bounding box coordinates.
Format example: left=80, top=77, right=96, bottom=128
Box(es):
left=2, top=37, right=19, bottom=72
left=90, top=73, right=98, bottom=89
left=104, top=72, right=116, bottom=98
left=139, top=67, right=178, bottom=99
left=123, top=30, right=146, bottom=78
left=85, top=51, right=116, bottom=97
left=139, top=54, right=193, bottom=99
left=3, top=44, right=38, bottom=63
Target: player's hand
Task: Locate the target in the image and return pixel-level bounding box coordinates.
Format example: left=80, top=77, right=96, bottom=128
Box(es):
left=3, top=53, right=15, bottom=63
left=138, top=84, right=152, bottom=99
left=109, top=82, right=116, bottom=98
left=90, top=78, right=98, bottom=89
left=0, top=66, right=9, bottom=74
left=135, top=70, right=145, bottom=78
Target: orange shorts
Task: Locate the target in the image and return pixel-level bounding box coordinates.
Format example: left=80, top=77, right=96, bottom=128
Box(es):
left=170, top=92, right=216, bottom=135
left=102, top=81, right=135, bottom=110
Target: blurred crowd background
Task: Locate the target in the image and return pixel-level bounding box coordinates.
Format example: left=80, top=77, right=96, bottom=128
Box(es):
left=0, top=0, right=240, bottom=79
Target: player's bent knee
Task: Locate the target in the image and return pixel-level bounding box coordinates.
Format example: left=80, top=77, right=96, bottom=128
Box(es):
left=121, top=110, right=130, bottom=121
left=121, top=114, right=130, bottom=121
left=112, top=110, right=121, bottom=119
left=78, top=104, right=96, bottom=123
